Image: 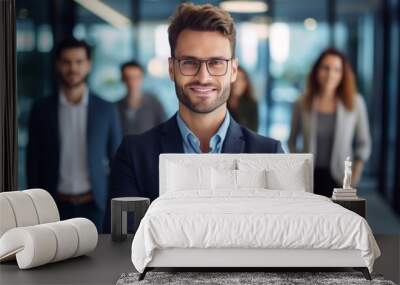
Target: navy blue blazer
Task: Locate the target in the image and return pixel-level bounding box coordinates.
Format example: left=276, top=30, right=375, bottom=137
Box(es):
left=26, top=93, right=122, bottom=211
left=103, top=114, right=283, bottom=232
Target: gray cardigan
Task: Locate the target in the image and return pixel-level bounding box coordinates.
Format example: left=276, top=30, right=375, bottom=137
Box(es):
left=288, top=95, right=372, bottom=183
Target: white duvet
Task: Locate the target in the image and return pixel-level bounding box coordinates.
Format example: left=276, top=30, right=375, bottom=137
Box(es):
left=131, top=190, right=380, bottom=273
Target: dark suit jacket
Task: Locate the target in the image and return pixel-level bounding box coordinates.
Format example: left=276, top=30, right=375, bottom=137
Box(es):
left=103, top=114, right=283, bottom=232
left=26, top=93, right=122, bottom=211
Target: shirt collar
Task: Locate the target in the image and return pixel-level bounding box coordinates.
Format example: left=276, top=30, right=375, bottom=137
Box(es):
left=59, top=86, right=89, bottom=107
left=176, top=111, right=231, bottom=153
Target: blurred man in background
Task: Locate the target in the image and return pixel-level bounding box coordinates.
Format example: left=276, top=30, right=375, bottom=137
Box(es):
left=118, top=60, right=166, bottom=135
left=26, top=38, right=122, bottom=232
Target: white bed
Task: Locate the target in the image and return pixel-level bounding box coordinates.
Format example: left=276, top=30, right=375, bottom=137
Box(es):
left=131, top=154, right=380, bottom=280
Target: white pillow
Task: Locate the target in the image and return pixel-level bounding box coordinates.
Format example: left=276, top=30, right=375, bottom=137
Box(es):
left=212, top=169, right=267, bottom=190
left=266, top=167, right=306, bottom=191
left=167, top=162, right=212, bottom=191
left=238, top=158, right=309, bottom=192
left=212, top=168, right=236, bottom=190
left=237, top=169, right=267, bottom=188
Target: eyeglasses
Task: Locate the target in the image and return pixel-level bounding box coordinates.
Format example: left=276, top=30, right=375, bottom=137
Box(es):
left=174, top=58, right=232, bottom=76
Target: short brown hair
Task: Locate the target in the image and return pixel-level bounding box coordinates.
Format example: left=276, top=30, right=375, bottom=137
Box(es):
left=55, top=38, right=91, bottom=60
left=303, top=48, right=357, bottom=111
left=120, top=60, right=144, bottom=75
left=168, top=3, right=236, bottom=57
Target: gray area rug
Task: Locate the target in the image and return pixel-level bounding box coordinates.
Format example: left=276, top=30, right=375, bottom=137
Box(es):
left=117, top=271, right=396, bottom=285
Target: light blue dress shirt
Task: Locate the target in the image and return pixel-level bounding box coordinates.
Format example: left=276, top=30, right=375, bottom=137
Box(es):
left=176, top=112, right=231, bottom=153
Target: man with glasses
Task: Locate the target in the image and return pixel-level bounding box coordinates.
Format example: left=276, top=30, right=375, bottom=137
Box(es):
left=103, top=3, right=283, bottom=232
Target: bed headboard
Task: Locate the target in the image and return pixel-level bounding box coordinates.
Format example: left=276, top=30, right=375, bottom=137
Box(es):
left=159, top=154, right=313, bottom=195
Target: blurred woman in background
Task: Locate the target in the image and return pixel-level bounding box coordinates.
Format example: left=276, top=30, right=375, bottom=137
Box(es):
left=228, top=66, right=258, bottom=132
left=288, top=48, right=371, bottom=197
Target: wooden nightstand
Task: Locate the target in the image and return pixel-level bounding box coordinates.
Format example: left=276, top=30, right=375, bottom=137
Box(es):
left=331, top=197, right=366, bottom=218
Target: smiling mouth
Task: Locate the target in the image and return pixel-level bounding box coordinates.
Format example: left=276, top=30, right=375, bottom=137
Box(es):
left=188, top=86, right=218, bottom=97
left=66, top=74, right=80, bottom=79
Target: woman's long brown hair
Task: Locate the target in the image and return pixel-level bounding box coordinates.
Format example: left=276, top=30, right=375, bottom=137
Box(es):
left=303, top=48, right=357, bottom=111
left=235, top=66, right=256, bottom=101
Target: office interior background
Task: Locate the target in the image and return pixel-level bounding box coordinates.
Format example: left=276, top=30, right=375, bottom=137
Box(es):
left=13, top=0, right=400, bottom=232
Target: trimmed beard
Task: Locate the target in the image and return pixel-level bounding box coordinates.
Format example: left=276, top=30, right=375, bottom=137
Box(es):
left=59, top=74, right=88, bottom=89
left=174, top=80, right=231, bottom=114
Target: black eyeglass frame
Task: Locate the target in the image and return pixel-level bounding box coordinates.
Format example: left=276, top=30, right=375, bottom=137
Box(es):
left=172, top=57, right=233, bottom=76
